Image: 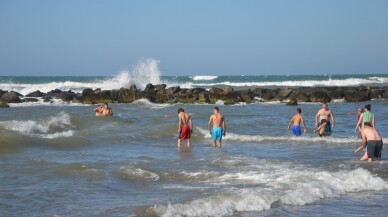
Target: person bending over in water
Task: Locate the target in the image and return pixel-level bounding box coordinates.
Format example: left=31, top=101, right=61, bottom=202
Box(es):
left=288, top=108, right=307, bottom=136
left=355, top=104, right=375, bottom=132
left=354, top=142, right=368, bottom=161
left=95, top=103, right=113, bottom=116
left=360, top=122, right=383, bottom=162
left=315, top=103, right=335, bottom=136
left=177, top=108, right=193, bottom=150
left=314, top=119, right=328, bottom=137
left=208, top=107, right=226, bottom=147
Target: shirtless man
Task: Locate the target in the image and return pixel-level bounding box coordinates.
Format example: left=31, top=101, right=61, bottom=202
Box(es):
left=287, top=108, right=307, bottom=136
left=315, top=103, right=335, bottom=135
left=94, top=105, right=103, bottom=116
left=95, top=103, right=113, bottom=116
left=177, top=108, right=193, bottom=150
left=360, top=122, right=383, bottom=162
left=208, top=107, right=226, bottom=147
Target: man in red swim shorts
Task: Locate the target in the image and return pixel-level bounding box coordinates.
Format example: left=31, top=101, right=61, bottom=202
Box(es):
left=177, top=108, right=193, bottom=150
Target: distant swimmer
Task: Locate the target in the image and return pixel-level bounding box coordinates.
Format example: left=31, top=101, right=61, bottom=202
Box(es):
left=287, top=108, right=307, bottom=136
left=314, top=119, right=329, bottom=137
left=177, top=108, right=193, bottom=151
left=208, top=107, right=226, bottom=147
left=355, top=104, right=375, bottom=132
left=315, top=103, right=335, bottom=135
left=360, top=122, right=383, bottom=162
left=95, top=103, right=113, bottom=116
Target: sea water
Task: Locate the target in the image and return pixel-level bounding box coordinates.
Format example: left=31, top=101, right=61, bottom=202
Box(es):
left=1, top=100, right=388, bottom=216
left=1, top=60, right=388, bottom=216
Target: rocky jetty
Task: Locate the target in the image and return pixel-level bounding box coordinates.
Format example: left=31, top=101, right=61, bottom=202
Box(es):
left=0, top=85, right=388, bottom=105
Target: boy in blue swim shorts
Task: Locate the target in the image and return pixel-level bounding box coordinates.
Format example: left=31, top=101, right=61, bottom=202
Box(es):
left=208, top=107, right=226, bottom=147
left=288, top=108, right=307, bottom=136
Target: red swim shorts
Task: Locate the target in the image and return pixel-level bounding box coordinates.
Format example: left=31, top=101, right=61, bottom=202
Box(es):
left=179, top=125, right=191, bottom=140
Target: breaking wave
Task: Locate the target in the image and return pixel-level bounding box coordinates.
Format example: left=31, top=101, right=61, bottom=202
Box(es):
left=0, top=112, right=74, bottom=139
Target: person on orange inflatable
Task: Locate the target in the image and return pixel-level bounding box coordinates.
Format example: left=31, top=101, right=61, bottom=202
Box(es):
left=177, top=108, right=193, bottom=151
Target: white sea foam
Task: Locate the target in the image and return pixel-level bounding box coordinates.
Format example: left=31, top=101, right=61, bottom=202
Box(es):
left=0, top=112, right=73, bottom=138
left=132, top=98, right=173, bottom=109
left=185, top=77, right=388, bottom=88
left=119, top=166, right=160, bottom=181
left=153, top=162, right=388, bottom=217
left=191, top=76, right=218, bottom=81
left=196, top=127, right=386, bottom=144
left=0, top=58, right=162, bottom=95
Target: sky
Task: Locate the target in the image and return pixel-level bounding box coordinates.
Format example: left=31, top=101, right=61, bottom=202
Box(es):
left=0, top=0, right=387, bottom=76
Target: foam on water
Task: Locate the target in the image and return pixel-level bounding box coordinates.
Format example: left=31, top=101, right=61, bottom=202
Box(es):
left=117, top=166, right=160, bottom=181
left=153, top=164, right=388, bottom=217
left=0, top=58, right=162, bottom=95
left=132, top=98, right=173, bottom=109
left=184, top=77, right=388, bottom=88
left=196, top=127, right=387, bottom=144
left=0, top=112, right=74, bottom=139
left=191, top=76, right=219, bottom=81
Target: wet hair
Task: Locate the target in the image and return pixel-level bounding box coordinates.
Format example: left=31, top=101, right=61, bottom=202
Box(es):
left=323, top=103, right=328, bottom=107
left=365, top=104, right=371, bottom=111
left=178, top=108, right=184, bottom=113
left=214, top=107, right=219, bottom=112
left=364, top=122, right=372, bottom=127
left=320, top=119, right=327, bottom=123
left=296, top=108, right=301, bottom=113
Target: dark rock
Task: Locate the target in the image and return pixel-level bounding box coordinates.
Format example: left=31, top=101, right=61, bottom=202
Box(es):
left=308, top=89, right=330, bottom=103
left=286, top=98, right=298, bottom=106
left=153, top=89, right=174, bottom=103
left=369, top=88, right=384, bottom=99
left=82, top=88, right=94, bottom=96
left=287, top=89, right=309, bottom=102
left=252, top=88, right=279, bottom=101
left=209, top=87, right=224, bottom=95
left=0, top=102, right=10, bottom=108
left=153, top=84, right=167, bottom=92
left=118, top=87, right=140, bottom=103
left=26, top=90, right=44, bottom=97
left=192, top=88, right=206, bottom=94
left=344, top=88, right=370, bottom=102
left=109, top=90, right=119, bottom=102
left=223, top=86, right=234, bottom=94
left=82, top=90, right=113, bottom=104
left=167, top=86, right=181, bottom=95
left=278, top=88, right=293, bottom=99
left=236, top=89, right=253, bottom=103
left=382, top=89, right=388, bottom=100
left=0, top=90, right=6, bottom=98
left=325, top=87, right=344, bottom=100
left=23, top=98, right=39, bottom=103
left=72, top=94, right=84, bottom=103
left=43, top=96, right=52, bottom=102
left=0, top=92, right=22, bottom=103
left=94, top=88, right=102, bottom=93
left=198, top=92, right=210, bottom=103
left=144, top=83, right=155, bottom=92
left=60, top=91, right=76, bottom=102
left=46, top=89, right=63, bottom=98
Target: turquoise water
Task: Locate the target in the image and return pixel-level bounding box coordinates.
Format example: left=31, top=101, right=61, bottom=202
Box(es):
left=1, top=100, right=387, bottom=216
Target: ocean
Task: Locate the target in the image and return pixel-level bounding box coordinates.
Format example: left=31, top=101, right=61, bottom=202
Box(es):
left=1, top=61, right=388, bottom=216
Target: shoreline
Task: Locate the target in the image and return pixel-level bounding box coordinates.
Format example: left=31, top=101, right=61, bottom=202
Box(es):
left=1, top=84, right=388, bottom=106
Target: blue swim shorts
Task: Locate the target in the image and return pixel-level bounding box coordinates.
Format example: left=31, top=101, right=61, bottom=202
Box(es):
left=292, top=125, right=302, bottom=136
left=212, top=127, right=223, bottom=140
